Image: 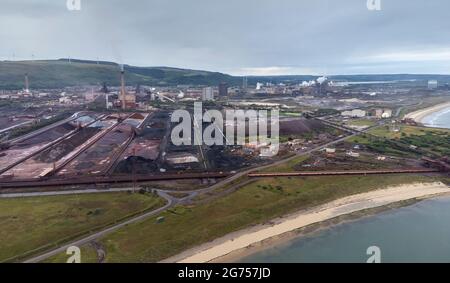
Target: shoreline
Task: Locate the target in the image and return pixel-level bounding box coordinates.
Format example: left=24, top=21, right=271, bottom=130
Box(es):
left=163, top=182, right=450, bottom=263
left=214, top=198, right=432, bottom=263
left=404, top=101, right=450, bottom=124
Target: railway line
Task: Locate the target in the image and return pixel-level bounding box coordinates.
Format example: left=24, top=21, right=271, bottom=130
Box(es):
left=0, top=114, right=107, bottom=176
left=104, top=113, right=152, bottom=176
left=46, top=113, right=133, bottom=177
left=5, top=111, right=87, bottom=145
left=248, top=168, right=440, bottom=178
left=0, top=172, right=229, bottom=189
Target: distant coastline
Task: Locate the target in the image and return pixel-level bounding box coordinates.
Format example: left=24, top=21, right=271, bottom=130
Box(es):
left=404, top=101, right=450, bottom=125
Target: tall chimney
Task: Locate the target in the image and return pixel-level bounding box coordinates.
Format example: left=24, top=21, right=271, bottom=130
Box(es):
left=120, top=64, right=126, bottom=110
left=24, top=73, right=29, bottom=93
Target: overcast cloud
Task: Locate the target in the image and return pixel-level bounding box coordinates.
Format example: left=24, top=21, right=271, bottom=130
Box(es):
left=1, top=0, right=450, bottom=75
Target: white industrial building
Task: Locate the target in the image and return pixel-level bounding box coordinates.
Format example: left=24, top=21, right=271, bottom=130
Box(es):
left=341, top=109, right=367, bottom=118
left=202, top=87, right=214, bottom=101
left=428, top=80, right=438, bottom=90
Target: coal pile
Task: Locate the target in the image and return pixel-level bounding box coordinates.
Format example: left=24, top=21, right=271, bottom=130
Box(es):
left=21, top=123, right=77, bottom=147
left=279, top=118, right=324, bottom=136
left=115, top=156, right=158, bottom=174
left=206, top=146, right=251, bottom=170
left=140, top=126, right=165, bottom=140
left=35, top=127, right=100, bottom=163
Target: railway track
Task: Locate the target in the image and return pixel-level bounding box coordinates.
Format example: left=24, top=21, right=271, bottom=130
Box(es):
left=0, top=172, right=229, bottom=189
left=248, top=168, right=440, bottom=178
left=0, top=114, right=107, bottom=176
left=6, top=111, right=88, bottom=145
left=104, top=113, right=152, bottom=176
left=44, top=113, right=132, bottom=177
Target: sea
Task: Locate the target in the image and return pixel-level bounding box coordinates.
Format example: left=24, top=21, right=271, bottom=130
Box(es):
left=240, top=107, right=450, bottom=263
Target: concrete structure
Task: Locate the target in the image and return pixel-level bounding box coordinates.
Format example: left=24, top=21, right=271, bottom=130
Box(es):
left=218, top=83, right=228, bottom=97
left=341, top=109, right=366, bottom=118
left=346, top=151, right=360, bottom=158
left=256, top=82, right=264, bottom=90
left=373, top=108, right=392, bottom=119
left=59, top=97, right=72, bottom=104
left=17, top=73, right=32, bottom=97
left=167, top=153, right=199, bottom=164
left=124, top=94, right=137, bottom=108
left=202, top=87, right=214, bottom=101
left=428, top=80, right=438, bottom=90
left=120, top=64, right=126, bottom=109
left=381, top=109, right=393, bottom=119
left=24, top=73, right=30, bottom=94
left=242, top=77, right=248, bottom=92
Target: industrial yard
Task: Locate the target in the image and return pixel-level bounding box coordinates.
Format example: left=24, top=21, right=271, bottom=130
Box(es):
left=1, top=40, right=450, bottom=266
left=0, top=108, right=347, bottom=188
left=1, top=72, right=450, bottom=265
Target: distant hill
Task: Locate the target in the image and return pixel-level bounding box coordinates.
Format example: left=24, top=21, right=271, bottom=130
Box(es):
left=1, top=59, right=450, bottom=90
left=0, top=59, right=240, bottom=90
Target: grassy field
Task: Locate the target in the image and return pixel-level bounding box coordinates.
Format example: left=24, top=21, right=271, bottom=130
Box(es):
left=369, top=125, right=450, bottom=139
left=347, top=135, right=420, bottom=158
left=260, top=155, right=310, bottom=172
left=368, top=125, right=450, bottom=156
left=0, top=192, right=166, bottom=262
left=345, top=119, right=377, bottom=128
left=47, top=174, right=438, bottom=263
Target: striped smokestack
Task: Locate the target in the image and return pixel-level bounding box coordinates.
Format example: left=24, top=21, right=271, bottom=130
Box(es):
left=120, top=64, right=126, bottom=110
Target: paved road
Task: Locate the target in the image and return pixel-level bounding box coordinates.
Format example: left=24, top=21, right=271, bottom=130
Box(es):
left=0, top=188, right=137, bottom=198
left=23, top=190, right=175, bottom=263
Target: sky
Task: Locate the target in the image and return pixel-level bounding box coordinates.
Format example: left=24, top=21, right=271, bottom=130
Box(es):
left=1, top=0, right=450, bottom=75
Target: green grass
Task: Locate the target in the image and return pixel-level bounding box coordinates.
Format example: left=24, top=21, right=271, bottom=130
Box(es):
left=281, top=112, right=303, bottom=117
left=45, top=244, right=99, bottom=263
left=346, top=119, right=377, bottom=127
left=47, top=174, right=437, bottom=263
left=0, top=60, right=239, bottom=89
left=368, top=125, right=450, bottom=156
left=260, top=155, right=310, bottom=172
left=0, top=192, right=166, bottom=262
left=369, top=125, right=450, bottom=139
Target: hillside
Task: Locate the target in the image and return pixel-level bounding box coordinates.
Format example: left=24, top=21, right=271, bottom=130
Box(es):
left=1, top=59, right=450, bottom=90
left=0, top=59, right=240, bottom=89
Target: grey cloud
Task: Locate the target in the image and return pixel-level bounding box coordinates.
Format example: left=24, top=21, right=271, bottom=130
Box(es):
left=1, top=0, right=450, bottom=75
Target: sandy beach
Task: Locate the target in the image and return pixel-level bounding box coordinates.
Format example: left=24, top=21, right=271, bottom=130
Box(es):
left=405, top=101, right=450, bottom=123
left=165, top=182, right=449, bottom=263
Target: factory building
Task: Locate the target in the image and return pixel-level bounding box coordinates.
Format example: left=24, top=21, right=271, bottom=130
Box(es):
left=372, top=108, right=393, bottom=119
left=256, top=82, right=264, bottom=90
left=341, top=109, right=366, bottom=118
left=428, top=80, right=438, bottom=90
left=218, top=82, right=228, bottom=97
left=202, top=87, right=214, bottom=101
